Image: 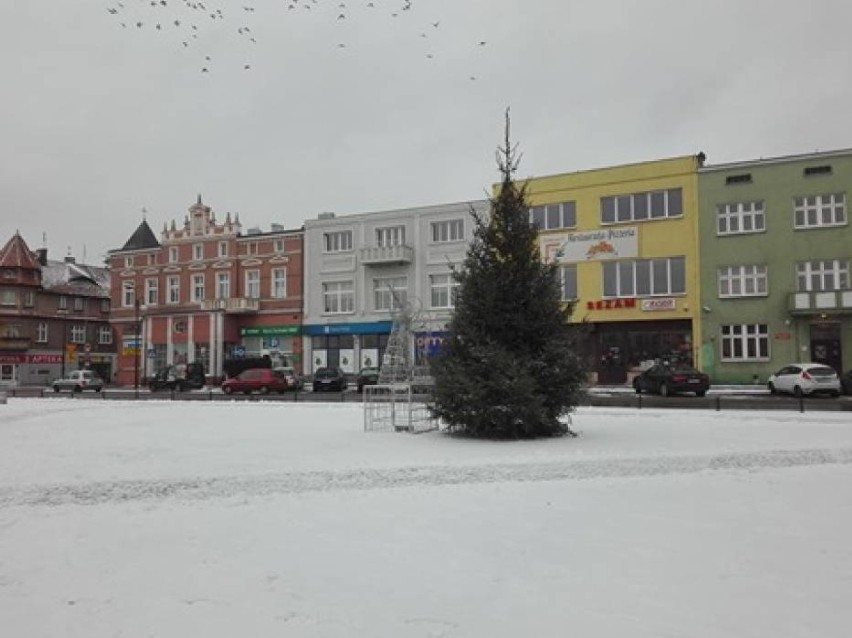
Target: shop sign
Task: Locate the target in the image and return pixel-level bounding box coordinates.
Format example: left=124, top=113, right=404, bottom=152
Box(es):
left=641, top=298, right=676, bottom=312
left=774, top=332, right=792, bottom=340
left=586, top=298, right=637, bottom=311
left=0, top=354, right=63, bottom=364
left=240, top=325, right=300, bottom=337
left=303, top=321, right=393, bottom=336
left=542, top=226, right=638, bottom=263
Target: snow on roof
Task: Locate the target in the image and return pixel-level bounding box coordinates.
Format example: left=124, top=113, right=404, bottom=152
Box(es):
left=40, top=259, right=110, bottom=296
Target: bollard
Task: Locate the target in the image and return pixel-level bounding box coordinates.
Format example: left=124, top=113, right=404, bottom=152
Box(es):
left=716, top=396, right=721, bottom=412
left=637, top=394, right=642, bottom=409
left=799, top=395, right=805, bottom=413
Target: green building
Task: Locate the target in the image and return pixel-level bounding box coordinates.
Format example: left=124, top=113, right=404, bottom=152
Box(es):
left=698, top=149, right=852, bottom=384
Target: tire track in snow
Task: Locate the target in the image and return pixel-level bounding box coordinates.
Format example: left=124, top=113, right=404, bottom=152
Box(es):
left=2, top=446, right=852, bottom=508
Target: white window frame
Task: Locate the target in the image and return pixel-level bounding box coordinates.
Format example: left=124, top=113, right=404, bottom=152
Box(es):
left=70, top=324, right=86, bottom=344
left=602, top=257, right=686, bottom=298
left=271, top=268, right=286, bottom=299
left=601, top=189, right=683, bottom=224
left=716, top=201, right=766, bottom=235
left=375, top=225, right=406, bottom=247
left=323, top=231, right=353, bottom=253
left=167, top=276, right=180, bottom=304
left=559, top=264, right=578, bottom=301
left=796, top=260, right=850, bottom=292
left=192, top=243, right=203, bottom=261
left=192, top=274, right=205, bottom=302
left=373, top=276, right=408, bottom=312
left=98, top=325, right=113, bottom=345
left=145, top=278, right=158, bottom=305
left=124, top=255, right=134, bottom=268
left=720, top=324, right=770, bottom=362
left=718, top=265, right=768, bottom=298
left=121, top=282, right=135, bottom=308
left=73, top=297, right=84, bottom=311
left=23, top=291, right=35, bottom=307
left=430, top=219, right=464, bottom=243
left=218, top=241, right=228, bottom=258
left=273, top=239, right=285, bottom=253
left=36, top=322, right=48, bottom=343
left=169, top=247, right=179, bottom=264
left=216, top=272, right=230, bottom=299
left=322, top=280, right=355, bottom=314
left=245, top=270, right=260, bottom=299
left=429, top=273, right=459, bottom=309
left=0, top=290, right=16, bottom=306
left=793, top=193, right=846, bottom=229
left=529, top=201, right=577, bottom=230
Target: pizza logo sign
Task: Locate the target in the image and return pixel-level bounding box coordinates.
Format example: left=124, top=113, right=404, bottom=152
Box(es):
left=585, top=240, right=617, bottom=259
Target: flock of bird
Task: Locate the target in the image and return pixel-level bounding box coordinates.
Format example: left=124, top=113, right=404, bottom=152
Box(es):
left=104, top=0, right=488, bottom=78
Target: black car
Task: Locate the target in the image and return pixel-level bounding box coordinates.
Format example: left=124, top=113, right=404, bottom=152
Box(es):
left=148, top=362, right=205, bottom=392
left=356, top=367, right=381, bottom=393
left=633, top=364, right=710, bottom=397
left=312, top=367, right=348, bottom=392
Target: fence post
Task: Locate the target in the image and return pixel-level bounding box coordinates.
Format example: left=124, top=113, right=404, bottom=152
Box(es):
left=637, top=394, right=642, bottom=409
left=799, top=396, right=805, bottom=413
left=715, top=396, right=721, bottom=412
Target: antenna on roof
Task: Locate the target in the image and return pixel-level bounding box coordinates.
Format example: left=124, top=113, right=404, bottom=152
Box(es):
left=141, top=206, right=147, bottom=221
left=42, top=232, right=47, bottom=249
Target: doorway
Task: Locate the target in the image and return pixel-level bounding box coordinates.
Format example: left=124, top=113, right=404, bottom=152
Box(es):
left=809, top=322, right=842, bottom=373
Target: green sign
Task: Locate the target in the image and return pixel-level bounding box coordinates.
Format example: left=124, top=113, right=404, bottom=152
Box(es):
left=240, top=325, right=301, bottom=337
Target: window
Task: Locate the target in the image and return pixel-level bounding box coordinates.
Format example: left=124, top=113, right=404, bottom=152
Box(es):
left=374, top=276, right=408, bottom=311
left=244, top=242, right=258, bottom=256
left=36, top=322, right=48, bottom=343
left=124, top=256, right=134, bottom=268
left=559, top=265, right=578, bottom=301
left=0, top=324, right=21, bottom=337
left=216, top=272, right=230, bottom=299
left=601, top=189, right=682, bottom=224
left=804, top=165, right=832, bottom=177
left=23, top=291, right=35, bottom=307
left=322, top=280, right=354, bottom=314
left=121, top=282, right=135, bottom=307
left=192, top=274, right=205, bottom=302
left=147, top=254, right=155, bottom=266
left=218, top=241, right=228, bottom=257
left=192, top=243, right=203, bottom=261
left=796, top=260, right=849, bottom=292
left=375, top=225, right=406, bottom=247
left=73, top=297, right=84, bottom=311
left=718, top=265, right=768, bottom=297
left=716, top=201, right=766, bottom=235
left=323, top=231, right=353, bottom=253
left=70, top=325, right=86, bottom=344
left=529, top=201, right=576, bottom=230
left=169, top=247, right=178, bottom=263
left=602, top=257, right=685, bottom=297
left=245, top=270, right=260, bottom=299
left=430, top=273, right=459, bottom=308
left=273, top=239, right=285, bottom=253
left=721, top=324, right=769, bottom=361
left=145, top=278, right=158, bottom=305
left=725, top=174, right=752, bottom=185
left=793, top=193, right=846, bottom=228
left=98, top=326, right=113, bottom=345
left=100, top=299, right=110, bottom=313
left=430, top=219, right=464, bottom=243
left=165, top=276, right=179, bottom=304
left=0, top=290, right=16, bottom=306
left=271, top=268, right=286, bottom=298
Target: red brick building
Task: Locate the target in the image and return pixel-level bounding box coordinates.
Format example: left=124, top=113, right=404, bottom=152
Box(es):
left=0, top=233, right=115, bottom=386
left=109, top=196, right=304, bottom=385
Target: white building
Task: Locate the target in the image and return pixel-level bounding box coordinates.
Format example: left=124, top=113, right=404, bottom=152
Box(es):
left=302, top=200, right=489, bottom=373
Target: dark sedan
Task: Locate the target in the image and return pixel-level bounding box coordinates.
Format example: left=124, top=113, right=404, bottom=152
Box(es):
left=312, top=367, right=348, bottom=392
left=633, top=364, right=711, bottom=397
left=356, top=366, right=381, bottom=393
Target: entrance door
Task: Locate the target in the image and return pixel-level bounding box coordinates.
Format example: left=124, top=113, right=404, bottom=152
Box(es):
left=810, top=322, right=842, bottom=373
left=0, top=364, right=16, bottom=384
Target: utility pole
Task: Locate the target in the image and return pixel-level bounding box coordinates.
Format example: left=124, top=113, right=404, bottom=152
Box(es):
left=134, top=298, right=140, bottom=396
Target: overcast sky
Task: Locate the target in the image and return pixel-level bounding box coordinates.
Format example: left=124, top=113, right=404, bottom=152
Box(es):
left=2, top=0, right=851, bottom=264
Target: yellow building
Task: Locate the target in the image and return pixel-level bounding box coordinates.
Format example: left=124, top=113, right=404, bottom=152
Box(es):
left=519, top=154, right=704, bottom=384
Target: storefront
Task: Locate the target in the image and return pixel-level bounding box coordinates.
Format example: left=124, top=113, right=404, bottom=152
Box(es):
left=239, top=325, right=301, bottom=366
left=593, top=319, right=694, bottom=384
left=303, top=321, right=393, bottom=374
left=0, top=353, right=64, bottom=386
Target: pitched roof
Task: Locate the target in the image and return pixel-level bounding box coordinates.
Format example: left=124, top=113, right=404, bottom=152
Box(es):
left=41, top=259, right=110, bottom=297
left=0, top=232, right=41, bottom=270
left=120, top=219, right=160, bottom=251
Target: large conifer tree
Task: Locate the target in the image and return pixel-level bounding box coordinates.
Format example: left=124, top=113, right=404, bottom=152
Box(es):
left=429, top=112, right=589, bottom=438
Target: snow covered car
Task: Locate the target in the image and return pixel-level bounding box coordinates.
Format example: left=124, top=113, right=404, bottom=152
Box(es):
left=52, top=370, right=104, bottom=393
left=767, top=363, right=841, bottom=397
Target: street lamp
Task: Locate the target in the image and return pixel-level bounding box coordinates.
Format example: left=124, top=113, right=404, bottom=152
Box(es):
left=134, top=298, right=140, bottom=394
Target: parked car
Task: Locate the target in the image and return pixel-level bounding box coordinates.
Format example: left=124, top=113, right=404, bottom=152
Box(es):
left=53, top=369, right=104, bottom=393
left=767, top=363, right=841, bottom=397
left=272, top=366, right=303, bottom=391
left=221, top=368, right=290, bottom=395
left=313, top=367, right=347, bottom=392
left=633, top=364, right=710, bottom=397
left=356, top=366, right=381, bottom=393
left=148, top=362, right=205, bottom=392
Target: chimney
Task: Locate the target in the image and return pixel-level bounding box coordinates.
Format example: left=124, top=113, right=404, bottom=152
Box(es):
left=36, top=248, right=47, bottom=266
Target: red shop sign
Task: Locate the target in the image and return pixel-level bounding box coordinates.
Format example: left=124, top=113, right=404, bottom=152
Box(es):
left=586, top=298, right=637, bottom=311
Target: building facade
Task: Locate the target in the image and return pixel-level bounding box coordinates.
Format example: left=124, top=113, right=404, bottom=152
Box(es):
left=521, top=155, right=704, bottom=384
left=0, top=233, right=114, bottom=386
left=302, top=200, right=489, bottom=374
left=109, top=197, right=304, bottom=385
left=698, top=149, right=852, bottom=383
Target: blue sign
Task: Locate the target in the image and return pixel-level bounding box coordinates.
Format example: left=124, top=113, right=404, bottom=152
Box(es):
left=269, top=338, right=279, bottom=348
left=232, top=346, right=246, bottom=358
left=302, top=321, right=393, bottom=336
left=147, top=348, right=156, bottom=359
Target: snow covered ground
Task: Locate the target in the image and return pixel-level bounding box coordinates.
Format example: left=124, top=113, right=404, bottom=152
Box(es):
left=1, top=399, right=851, bottom=638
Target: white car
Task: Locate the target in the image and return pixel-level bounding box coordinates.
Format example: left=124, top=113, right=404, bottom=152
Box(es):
left=767, top=363, right=841, bottom=397
left=53, top=369, right=104, bottom=393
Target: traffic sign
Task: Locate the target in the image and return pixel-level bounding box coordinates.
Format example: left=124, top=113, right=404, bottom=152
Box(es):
left=232, top=346, right=246, bottom=358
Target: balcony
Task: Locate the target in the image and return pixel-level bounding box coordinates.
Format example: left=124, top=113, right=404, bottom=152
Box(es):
left=788, top=290, right=852, bottom=315
left=199, top=297, right=260, bottom=314
left=359, top=244, right=414, bottom=266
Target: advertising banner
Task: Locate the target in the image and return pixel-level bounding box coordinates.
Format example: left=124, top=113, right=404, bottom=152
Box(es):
left=542, top=226, right=638, bottom=263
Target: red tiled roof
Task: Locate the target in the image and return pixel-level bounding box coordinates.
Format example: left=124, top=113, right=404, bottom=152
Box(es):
left=0, top=232, right=41, bottom=270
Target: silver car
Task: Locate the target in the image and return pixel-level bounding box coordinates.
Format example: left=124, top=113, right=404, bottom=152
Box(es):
left=53, top=370, right=104, bottom=393
left=767, top=363, right=841, bottom=397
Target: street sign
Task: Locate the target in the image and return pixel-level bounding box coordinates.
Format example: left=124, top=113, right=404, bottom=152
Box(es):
left=147, top=348, right=156, bottom=359
left=269, top=338, right=279, bottom=348
left=232, top=346, right=246, bottom=358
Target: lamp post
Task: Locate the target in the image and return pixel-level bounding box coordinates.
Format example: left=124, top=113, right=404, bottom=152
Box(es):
left=134, top=298, right=140, bottom=396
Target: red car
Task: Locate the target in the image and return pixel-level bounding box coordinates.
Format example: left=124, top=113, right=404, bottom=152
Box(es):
left=221, top=368, right=290, bottom=395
